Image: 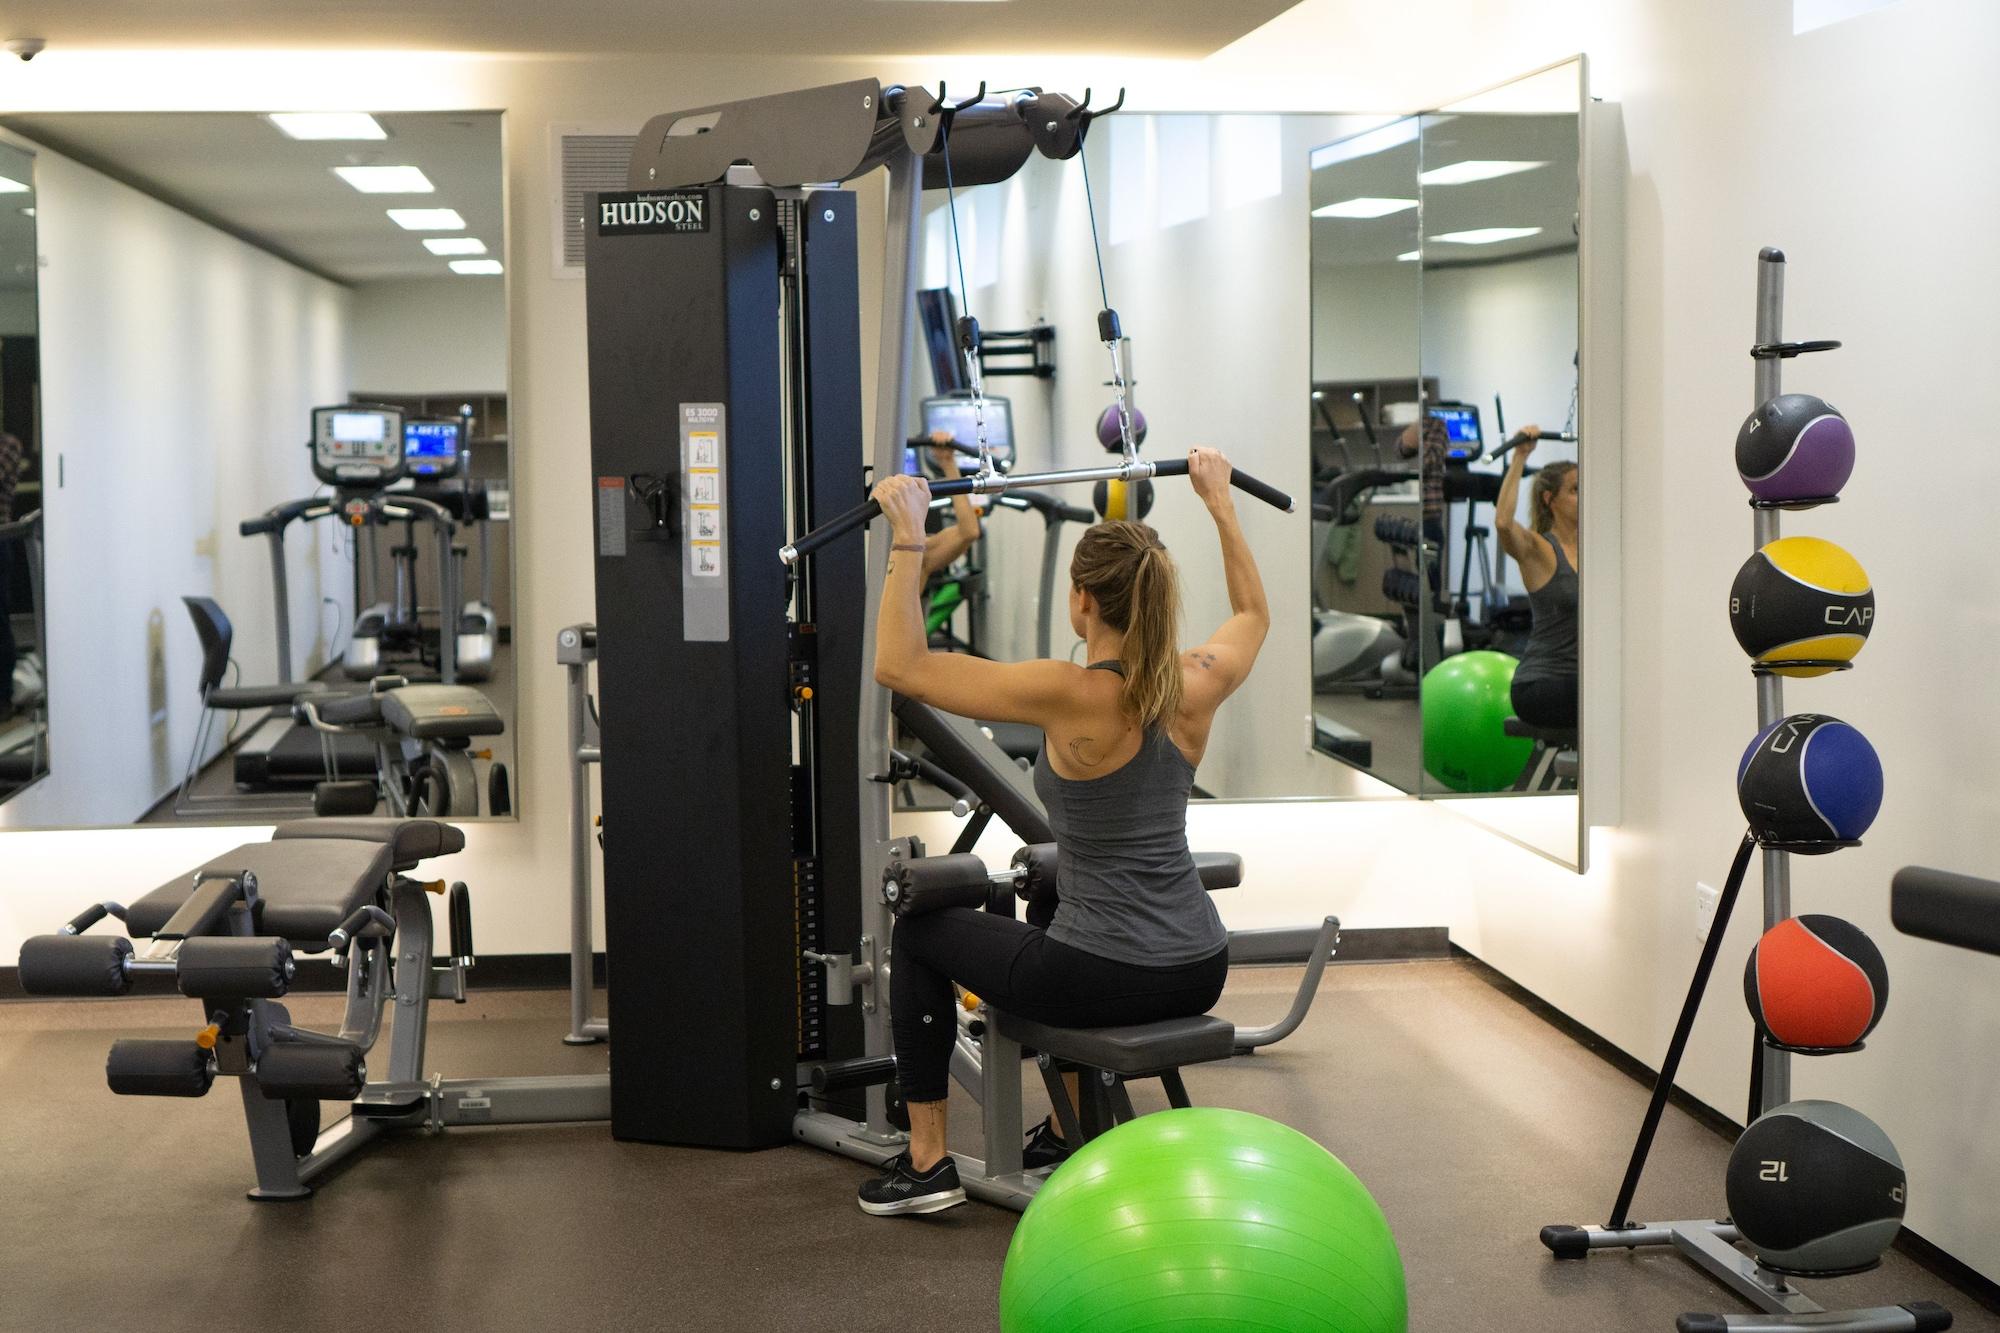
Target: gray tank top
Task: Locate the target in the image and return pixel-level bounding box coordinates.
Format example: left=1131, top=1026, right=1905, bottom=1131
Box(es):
left=1031, top=663, right=1227, bottom=968
left=1514, top=533, right=1579, bottom=687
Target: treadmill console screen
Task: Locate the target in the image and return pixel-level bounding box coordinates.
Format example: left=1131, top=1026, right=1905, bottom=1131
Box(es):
left=921, top=394, right=1015, bottom=470
left=312, top=405, right=407, bottom=487
left=1430, top=404, right=1483, bottom=462
left=404, top=419, right=464, bottom=479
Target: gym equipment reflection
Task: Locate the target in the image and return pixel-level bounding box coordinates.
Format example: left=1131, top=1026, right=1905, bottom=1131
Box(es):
left=0, top=138, right=45, bottom=804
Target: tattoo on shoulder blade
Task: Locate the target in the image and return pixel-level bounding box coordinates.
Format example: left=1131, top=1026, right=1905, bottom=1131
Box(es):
left=1067, top=737, right=1100, bottom=767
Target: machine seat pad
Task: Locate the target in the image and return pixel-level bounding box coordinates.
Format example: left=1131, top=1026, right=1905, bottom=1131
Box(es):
left=1193, top=852, right=1243, bottom=891
left=992, top=1012, right=1237, bottom=1076
left=208, top=682, right=332, bottom=710
left=273, top=818, right=466, bottom=868
left=382, top=685, right=504, bottom=740
left=124, top=839, right=392, bottom=943
left=1503, top=716, right=1578, bottom=747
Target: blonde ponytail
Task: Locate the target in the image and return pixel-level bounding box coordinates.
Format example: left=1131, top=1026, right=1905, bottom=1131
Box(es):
left=1070, top=521, right=1184, bottom=729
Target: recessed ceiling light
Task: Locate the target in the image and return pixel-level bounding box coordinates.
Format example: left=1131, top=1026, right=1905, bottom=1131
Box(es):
left=424, top=237, right=487, bottom=256
left=1418, top=159, right=1547, bottom=186
left=0, top=176, right=29, bottom=194
left=1312, top=197, right=1418, bottom=219
left=1396, top=250, right=1420, bottom=261
left=268, top=112, right=387, bottom=141
left=449, top=259, right=504, bottom=275
left=388, top=208, right=466, bottom=231
left=335, top=166, right=435, bottom=194
left=1429, top=227, right=1543, bottom=245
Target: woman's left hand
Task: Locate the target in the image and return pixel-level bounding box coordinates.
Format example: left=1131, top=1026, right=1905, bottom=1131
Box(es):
left=872, top=473, right=932, bottom=543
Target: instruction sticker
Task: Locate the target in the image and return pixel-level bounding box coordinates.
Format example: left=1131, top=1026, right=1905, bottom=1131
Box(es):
left=597, top=476, right=627, bottom=558
left=681, top=404, right=729, bottom=641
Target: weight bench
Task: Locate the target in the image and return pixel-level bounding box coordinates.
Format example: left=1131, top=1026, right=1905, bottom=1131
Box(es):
left=297, top=678, right=506, bottom=817
left=1506, top=715, right=1579, bottom=791
left=15, top=818, right=608, bottom=1200
left=996, top=1011, right=1240, bottom=1146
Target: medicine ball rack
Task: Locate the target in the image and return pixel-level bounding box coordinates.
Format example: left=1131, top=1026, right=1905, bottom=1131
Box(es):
left=1538, top=250, right=1950, bottom=1331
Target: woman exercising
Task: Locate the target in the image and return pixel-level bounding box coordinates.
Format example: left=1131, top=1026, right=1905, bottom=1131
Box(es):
left=1493, top=427, right=1579, bottom=729
left=857, top=446, right=1268, bottom=1215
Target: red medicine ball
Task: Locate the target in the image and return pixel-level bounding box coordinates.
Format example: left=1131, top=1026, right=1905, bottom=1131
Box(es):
left=1743, top=915, right=1889, bottom=1050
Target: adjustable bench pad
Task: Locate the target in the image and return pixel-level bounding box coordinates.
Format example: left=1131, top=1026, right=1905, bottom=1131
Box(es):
left=381, top=685, right=504, bottom=741
left=125, top=839, right=393, bottom=942
left=274, top=817, right=465, bottom=869
left=992, top=1012, right=1237, bottom=1075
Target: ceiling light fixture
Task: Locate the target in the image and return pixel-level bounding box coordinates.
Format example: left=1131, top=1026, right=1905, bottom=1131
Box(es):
left=1417, top=159, right=1547, bottom=186
left=268, top=112, right=387, bottom=141
left=1311, top=197, right=1418, bottom=219
left=1428, top=226, right=1543, bottom=244
left=0, top=176, right=28, bottom=194
left=424, top=237, right=487, bottom=256
left=335, top=166, right=435, bottom=194
left=449, top=259, right=503, bottom=275
left=388, top=208, right=466, bottom=231
left=1396, top=250, right=1420, bottom=261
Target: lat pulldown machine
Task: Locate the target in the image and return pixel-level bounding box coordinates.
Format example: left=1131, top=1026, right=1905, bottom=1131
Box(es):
left=584, top=79, right=1296, bottom=1203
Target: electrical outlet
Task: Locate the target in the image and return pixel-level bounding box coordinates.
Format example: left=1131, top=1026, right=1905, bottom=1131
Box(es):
left=1695, top=881, right=1721, bottom=943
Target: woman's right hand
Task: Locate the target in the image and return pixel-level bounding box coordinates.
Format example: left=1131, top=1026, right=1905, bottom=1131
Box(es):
left=1508, top=423, right=1541, bottom=463
left=1186, top=446, right=1236, bottom=512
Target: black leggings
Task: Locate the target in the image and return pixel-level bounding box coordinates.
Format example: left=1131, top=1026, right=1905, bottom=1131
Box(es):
left=890, top=908, right=1228, bottom=1104
left=1511, top=673, right=1577, bottom=730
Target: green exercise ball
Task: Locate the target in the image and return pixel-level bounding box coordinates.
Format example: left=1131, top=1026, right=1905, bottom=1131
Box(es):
left=1421, top=650, right=1534, bottom=793
left=999, top=1107, right=1407, bottom=1333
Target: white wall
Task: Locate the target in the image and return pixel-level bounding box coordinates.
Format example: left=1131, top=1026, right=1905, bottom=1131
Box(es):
left=0, top=142, right=352, bottom=827
left=350, top=276, right=507, bottom=394
left=1, top=0, right=1997, bottom=1279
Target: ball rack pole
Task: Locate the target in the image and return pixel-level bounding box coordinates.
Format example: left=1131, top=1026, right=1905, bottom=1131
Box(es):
left=1752, top=248, right=1793, bottom=1116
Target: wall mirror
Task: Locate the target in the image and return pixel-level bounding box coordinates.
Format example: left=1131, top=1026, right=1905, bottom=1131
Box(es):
left=0, top=111, right=514, bottom=830
left=0, top=139, right=45, bottom=805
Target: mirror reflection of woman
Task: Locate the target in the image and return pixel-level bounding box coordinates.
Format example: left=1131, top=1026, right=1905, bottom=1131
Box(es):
left=1493, top=427, right=1579, bottom=730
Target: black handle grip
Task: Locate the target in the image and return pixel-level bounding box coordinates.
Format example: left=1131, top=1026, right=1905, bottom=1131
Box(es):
left=449, top=881, right=475, bottom=961
left=1892, top=866, right=2000, bottom=957
left=786, top=495, right=881, bottom=563
left=64, top=901, right=127, bottom=935
left=1149, top=459, right=1295, bottom=513
left=239, top=498, right=321, bottom=537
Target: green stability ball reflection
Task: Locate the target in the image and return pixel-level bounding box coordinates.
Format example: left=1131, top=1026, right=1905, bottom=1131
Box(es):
left=1421, top=650, right=1535, bottom=792
left=999, top=1108, right=1407, bottom=1333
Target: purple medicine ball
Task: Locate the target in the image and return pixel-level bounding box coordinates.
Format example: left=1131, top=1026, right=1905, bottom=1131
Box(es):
left=1736, top=394, right=1855, bottom=503
left=1095, top=403, right=1148, bottom=452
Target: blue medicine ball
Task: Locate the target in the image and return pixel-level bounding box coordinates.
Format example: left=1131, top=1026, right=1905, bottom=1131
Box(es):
left=1737, top=714, right=1882, bottom=852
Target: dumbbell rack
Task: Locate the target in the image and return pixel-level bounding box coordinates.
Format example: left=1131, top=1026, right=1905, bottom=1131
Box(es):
left=1537, top=250, right=1950, bottom=1332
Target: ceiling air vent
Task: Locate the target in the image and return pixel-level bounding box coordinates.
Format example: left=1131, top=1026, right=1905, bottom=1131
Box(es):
left=552, top=127, right=637, bottom=278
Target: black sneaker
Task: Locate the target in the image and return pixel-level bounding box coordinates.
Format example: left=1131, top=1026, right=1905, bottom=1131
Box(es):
left=857, top=1152, right=967, bottom=1216
left=1022, top=1117, right=1072, bottom=1171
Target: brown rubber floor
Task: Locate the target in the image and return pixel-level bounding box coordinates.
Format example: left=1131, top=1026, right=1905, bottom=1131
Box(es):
left=0, top=960, right=1990, bottom=1331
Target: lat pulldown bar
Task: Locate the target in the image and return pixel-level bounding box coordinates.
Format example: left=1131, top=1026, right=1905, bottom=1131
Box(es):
left=780, top=457, right=1295, bottom=566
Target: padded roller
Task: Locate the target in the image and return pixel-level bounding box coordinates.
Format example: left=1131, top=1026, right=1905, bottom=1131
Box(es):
left=18, top=934, right=133, bottom=997
left=255, top=1042, right=366, bottom=1101
left=176, top=937, right=294, bottom=999
left=106, top=1040, right=214, bottom=1098
left=1012, top=843, right=1060, bottom=904
left=883, top=854, right=994, bottom=917
left=314, top=780, right=379, bottom=818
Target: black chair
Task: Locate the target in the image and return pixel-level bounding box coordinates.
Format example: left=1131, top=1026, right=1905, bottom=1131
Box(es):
left=174, top=596, right=332, bottom=816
